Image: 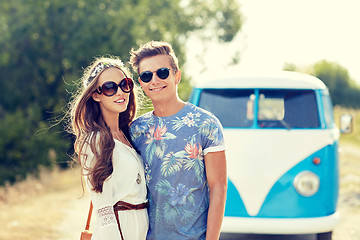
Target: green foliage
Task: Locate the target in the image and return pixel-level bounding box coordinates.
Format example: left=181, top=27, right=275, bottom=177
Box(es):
left=0, top=0, right=243, bottom=185
left=283, top=60, right=360, bottom=108
left=0, top=108, right=71, bottom=185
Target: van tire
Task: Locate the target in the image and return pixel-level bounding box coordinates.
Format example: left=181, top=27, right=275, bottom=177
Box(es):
left=317, top=231, right=332, bottom=240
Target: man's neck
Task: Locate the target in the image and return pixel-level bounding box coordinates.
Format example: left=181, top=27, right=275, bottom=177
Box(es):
left=152, top=98, right=186, bottom=117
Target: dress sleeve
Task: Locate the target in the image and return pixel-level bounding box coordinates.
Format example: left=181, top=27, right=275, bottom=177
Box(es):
left=82, top=142, right=123, bottom=240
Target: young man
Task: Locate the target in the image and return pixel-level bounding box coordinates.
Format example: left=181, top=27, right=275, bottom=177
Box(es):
left=129, top=41, right=227, bottom=240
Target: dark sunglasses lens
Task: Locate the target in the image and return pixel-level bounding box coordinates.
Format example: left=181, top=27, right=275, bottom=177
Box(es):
left=156, top=68, right=170, bottom=79
left=139, top=71, right=153, bottom=83
left=120, top=78, right=134, bottom=93
left=102, top=82, right=117, bottom=96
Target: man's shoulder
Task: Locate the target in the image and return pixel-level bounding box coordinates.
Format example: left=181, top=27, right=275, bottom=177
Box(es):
left=187, top=102, right=219, bottom=120
left=129, top=112, right=154, bottom=141
left=131, top=111, right=153, bottom=126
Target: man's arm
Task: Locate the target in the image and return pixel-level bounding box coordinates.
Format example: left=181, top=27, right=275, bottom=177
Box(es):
left=204, top=150, right=227, bottom=240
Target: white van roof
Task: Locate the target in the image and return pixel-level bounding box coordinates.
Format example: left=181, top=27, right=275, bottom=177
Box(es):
left=195, top=71, right=327, bottom=90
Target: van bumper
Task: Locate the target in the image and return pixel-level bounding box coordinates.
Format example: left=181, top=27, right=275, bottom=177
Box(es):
left=221, top=211, right=339, bottom=234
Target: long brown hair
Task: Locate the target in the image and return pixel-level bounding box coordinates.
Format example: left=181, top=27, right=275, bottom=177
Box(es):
left=68, top=56, right=137, bottom=193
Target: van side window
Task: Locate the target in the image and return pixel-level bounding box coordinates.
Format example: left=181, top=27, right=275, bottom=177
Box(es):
left=258, top=90, right=320, bottom=129
left=198, top=89, right=254, bottom=128
left=321, top=92, right=335, bottom=127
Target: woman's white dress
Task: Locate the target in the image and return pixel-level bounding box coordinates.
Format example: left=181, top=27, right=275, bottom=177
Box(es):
left=83, top=137, right=148, bottom=240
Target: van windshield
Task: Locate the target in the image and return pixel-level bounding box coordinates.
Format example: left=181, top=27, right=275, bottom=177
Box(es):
left=198, top=89, right=320, bottom=129
left=198, top=89, right=254, bottom=128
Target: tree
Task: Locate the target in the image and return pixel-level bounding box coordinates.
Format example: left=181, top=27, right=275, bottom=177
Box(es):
left=0, top=0, right=243, bottom=185
left=283, top=60, right=360, bottom=108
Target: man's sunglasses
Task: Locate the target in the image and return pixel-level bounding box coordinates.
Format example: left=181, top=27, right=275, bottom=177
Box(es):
left=95, top=78, right=134, bottom=96
left=139, top=67, right=172, bottom=83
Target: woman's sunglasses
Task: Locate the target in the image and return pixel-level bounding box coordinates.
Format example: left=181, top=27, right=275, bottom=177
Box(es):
left=95, top=78, right=134, bottom=96
left=139, top=67, right=172, bottom=83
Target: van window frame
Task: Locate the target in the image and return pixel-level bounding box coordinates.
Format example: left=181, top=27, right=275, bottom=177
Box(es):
left=196, top=88, right=322, bottom=130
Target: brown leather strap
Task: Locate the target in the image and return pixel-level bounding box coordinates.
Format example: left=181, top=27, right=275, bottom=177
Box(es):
left=113, top=207, right=125, bottom=240
left=113, top=201, right=149, bottom=240
left=114, top=201, right=149, bottom=211
left=84, top=200, right=147, bottom=240
left=85, top=201, right=93, bottom=231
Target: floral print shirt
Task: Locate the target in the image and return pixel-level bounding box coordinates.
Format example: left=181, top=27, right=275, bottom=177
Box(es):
left=129, top=102, right=225, bottom=240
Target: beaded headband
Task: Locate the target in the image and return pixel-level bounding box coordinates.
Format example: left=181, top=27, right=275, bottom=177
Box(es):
left=87, top=61, right=125, bottom=83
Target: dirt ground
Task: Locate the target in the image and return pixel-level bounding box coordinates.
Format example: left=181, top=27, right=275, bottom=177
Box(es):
left=56, top=192, right=90, bottom=240
left=332, top=144, right=360, bottom=240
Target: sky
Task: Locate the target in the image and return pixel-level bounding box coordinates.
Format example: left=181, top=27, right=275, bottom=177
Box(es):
left=185, top=0, right=360, bottom=85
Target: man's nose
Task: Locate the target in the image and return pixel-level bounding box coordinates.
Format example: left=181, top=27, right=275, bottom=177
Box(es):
left=151, top=73, right=162, bottom=84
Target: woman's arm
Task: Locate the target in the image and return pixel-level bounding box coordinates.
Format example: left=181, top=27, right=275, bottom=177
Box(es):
left=83, top=143, right=123, bottom=240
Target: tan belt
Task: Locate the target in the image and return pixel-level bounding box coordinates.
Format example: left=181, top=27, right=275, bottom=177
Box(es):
left=113, top=200, right=149, bottom=240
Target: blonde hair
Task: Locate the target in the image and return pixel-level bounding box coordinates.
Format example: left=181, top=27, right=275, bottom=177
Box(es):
left=68, top=56, right=138, bottom=193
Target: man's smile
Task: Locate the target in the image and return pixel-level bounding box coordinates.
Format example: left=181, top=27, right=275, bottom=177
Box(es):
left=150, top=86, right=166, bottom=92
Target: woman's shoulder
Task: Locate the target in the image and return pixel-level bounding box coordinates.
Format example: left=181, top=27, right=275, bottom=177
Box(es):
left=81, top=131, right=101, bottom=168
left=81, top=131, right=102, bottom=157
left=83, top=131, right=99, bottom=146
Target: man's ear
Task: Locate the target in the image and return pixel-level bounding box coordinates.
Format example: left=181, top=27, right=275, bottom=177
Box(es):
left=175, top=70, right=181, bottom=85
left=92, top=92, right=101, bottom=102
left=138, top=77, right=144, bottom=88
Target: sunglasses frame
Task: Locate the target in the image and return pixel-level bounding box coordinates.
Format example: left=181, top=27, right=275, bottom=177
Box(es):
left=139, top=67, right=172, bottom=83
left=95, top=78, right=134, bottom=96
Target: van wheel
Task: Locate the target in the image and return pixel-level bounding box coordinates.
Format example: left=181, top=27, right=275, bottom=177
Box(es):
left=317, top=231, right=332, bottom=240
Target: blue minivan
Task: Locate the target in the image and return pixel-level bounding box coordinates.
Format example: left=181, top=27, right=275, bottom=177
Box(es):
left=189, top=71, right=348, bottom=240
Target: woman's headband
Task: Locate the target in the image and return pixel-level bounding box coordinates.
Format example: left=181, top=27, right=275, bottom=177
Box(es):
left=87, top=61, right=125, bottom=84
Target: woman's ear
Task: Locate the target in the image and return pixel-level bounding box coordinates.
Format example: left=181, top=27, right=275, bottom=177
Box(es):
left=92, top=92, right=101, bottom=102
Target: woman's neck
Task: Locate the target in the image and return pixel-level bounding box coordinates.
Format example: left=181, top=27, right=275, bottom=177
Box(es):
left=102, top=112, right=119, bottom=132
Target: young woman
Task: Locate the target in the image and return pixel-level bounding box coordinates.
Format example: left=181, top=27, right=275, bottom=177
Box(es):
left=69, top=56, right=148, bottom=239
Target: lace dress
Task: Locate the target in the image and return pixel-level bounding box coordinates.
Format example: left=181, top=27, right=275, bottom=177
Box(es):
left=83, top=138, right=148, bottom=240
